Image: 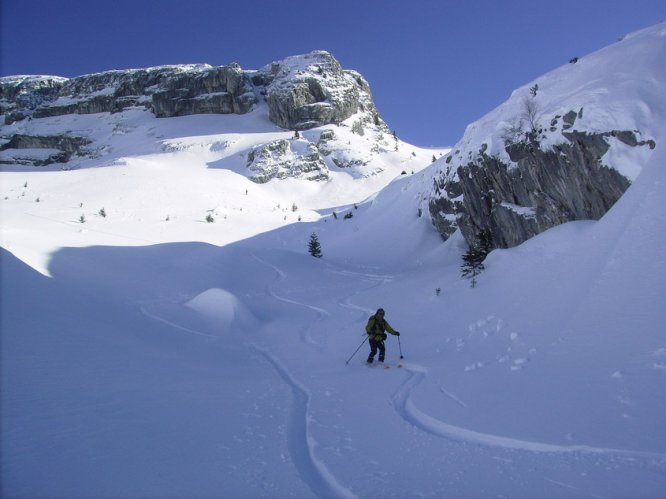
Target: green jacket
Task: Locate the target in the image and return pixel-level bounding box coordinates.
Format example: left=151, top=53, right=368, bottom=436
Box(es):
left=366, top=314, right=397, bottom=342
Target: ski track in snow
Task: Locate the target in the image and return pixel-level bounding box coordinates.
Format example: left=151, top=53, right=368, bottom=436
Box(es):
left=331, top=268, right=395, bottom=332
left=251, top=345, right=357, bottom=499
left=139, top=305, right=218, bottom=338
left=252, top=254, right=329, bottom=345
left=437, top=383, right=468, bottom=408
left=140, top=298, right=355, bottom=497
left=393, top=365, right=666, bottom=462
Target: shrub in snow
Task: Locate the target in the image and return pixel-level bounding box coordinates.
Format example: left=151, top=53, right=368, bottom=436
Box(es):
left=521, top=97, right=541, bottom=139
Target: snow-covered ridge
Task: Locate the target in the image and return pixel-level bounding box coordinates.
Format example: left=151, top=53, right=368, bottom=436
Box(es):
left=428, top=21, right=664, bottom=250
left=450, top=22, right=665, bottom=167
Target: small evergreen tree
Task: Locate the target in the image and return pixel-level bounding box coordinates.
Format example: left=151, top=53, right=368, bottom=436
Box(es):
left=307, top=232, right=323, bottom=258
left=461, top=229, right=493, bottom=287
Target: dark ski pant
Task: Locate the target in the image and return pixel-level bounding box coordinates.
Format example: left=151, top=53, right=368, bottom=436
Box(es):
left=367, top=338, right=385, bottom=362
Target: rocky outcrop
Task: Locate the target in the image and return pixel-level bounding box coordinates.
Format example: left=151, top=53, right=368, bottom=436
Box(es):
left=0, top=51, right=383, bottom=132
left=429, top=121, right=656, bottom=249
left=0, top=52, right=388, bottom=170
left=317, top=129, right=367, bottom=169
left=0, top=76, right=67, bottom=124
left=151, top=64, right=255, bottom=117
left=246, top=138, right=329, bottom=183
left=1, top=64, right=257, bottom=122
left=0, top=134, right=91, bottom=166
left=258, top=51, right=386, bottom=132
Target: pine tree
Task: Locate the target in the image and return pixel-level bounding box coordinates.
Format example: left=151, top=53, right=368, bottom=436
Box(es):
left=461, top=229, right=493, bottom=287
left=307, top=232, right=323, bottom=258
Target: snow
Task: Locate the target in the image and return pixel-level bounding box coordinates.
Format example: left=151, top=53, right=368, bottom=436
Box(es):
left=499, top=202, right=536, bottom=218
left=2, top=23, right=666, bottom=498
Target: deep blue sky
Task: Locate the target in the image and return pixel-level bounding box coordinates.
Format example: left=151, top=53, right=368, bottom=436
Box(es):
left=2, top=0, right=665, bottom=146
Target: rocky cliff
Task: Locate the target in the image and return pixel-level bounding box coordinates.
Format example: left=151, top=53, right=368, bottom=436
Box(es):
left=0, top=52, right=382, bottom=128
left=427, top=23, right=662, bottom=251
left=0, top=51, right=387, bottom=168
left=429, top=112, right=655, bottom=249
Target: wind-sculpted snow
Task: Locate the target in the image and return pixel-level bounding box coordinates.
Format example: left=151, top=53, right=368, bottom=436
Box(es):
left=186, top=287, right=259, bottom=333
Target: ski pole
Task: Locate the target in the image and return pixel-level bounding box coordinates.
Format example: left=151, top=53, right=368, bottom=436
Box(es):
left=345, top=337, right=368, bottom=364
left=398, top=334, right=404, bottom=359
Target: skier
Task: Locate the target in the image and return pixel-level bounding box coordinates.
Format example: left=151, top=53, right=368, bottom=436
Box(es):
left=365, top=308, right=400, bottom=364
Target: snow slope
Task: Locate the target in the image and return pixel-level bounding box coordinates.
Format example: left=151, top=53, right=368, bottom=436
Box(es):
left=2, top=23, right=666, bottom=498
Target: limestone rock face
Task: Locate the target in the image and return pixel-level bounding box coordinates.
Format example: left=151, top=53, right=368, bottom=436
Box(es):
left=0, top=134, right=91, bottom=166
left=246, top=138, right=329, bottom=183
left=0, top=76, right=67, bottom=124
left=428, top=120, right=656, bottom=249
left=1, top=52, right=387, bottom=169
left=0, top=51, right=383, bottom=131
left=151, top=64, right=255, bottom=117
left=1, top=64, right=257, bottom=122
left=259, top=51, right=386, bottom=132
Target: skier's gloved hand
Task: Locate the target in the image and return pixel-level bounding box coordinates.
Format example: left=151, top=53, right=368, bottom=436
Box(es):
left=395, top=331, right=400, bottom=336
